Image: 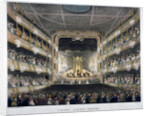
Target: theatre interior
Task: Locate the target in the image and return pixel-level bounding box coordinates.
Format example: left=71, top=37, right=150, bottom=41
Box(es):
left=7, top=2, right=141, bottom=106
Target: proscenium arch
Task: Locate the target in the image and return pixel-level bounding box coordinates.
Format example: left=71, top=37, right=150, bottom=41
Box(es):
left=51, top=30, right=103, bottom=83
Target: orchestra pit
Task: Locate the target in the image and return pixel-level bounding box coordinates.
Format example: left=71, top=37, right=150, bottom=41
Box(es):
left=7, top=3, right=141, bottom=106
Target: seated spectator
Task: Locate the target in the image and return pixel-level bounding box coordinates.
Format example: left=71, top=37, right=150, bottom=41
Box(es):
left=105, top=73, right=140, bottom=85
left=8, top=48, right=48, bottom=67
left=8, top=74, right=50, bottom=88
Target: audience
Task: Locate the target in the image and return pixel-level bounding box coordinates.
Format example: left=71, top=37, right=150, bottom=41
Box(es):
left=104, top=48, right=140, bottom=68
left=104, top=22, right=140, bottom=54
left=8, top=22, right=17, bottom=35
left=8, top=48, right=48, bottom=67
left=104, top=73, right=140, bottom=84
left=8, top=21, right=48, bottom=51
left=8, top=84, right=141, bottom=107
left=8, top=74, right=50, bottom=88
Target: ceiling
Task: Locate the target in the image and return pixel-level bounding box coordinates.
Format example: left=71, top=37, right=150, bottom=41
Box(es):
left=9, top=3, right=134, bottom=36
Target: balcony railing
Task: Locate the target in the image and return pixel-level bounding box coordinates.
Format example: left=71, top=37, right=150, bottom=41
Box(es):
left=8, top=58, right=51, bottom=74
left=8, top=85, right=50, bottom=94
left=103, top=10, right=140, bottom=45
left=102, top=58, right=140, bottom=74
left=104, top=83, right=140, bottom=89
left=7, top=4, right=52, bottom=45
left=8, top=31, right=51, bottom=58
left=103, top=35, right=140, bottom=59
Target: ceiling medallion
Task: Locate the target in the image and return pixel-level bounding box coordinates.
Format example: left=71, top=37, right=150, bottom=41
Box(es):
left=63, top=5, right=92, bottom=14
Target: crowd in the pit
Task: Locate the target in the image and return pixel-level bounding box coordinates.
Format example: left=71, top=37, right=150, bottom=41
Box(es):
left=103, top=48, right=140, bottom=68
left=7, top=21, right=48, bottom=51
left=8, top=74, right=50, bottom=88
left=8, top=84, right=141, bottom=106
left=8, top=48, right=48, bottom=67
left=104, top=22, right=140, bottom=54
left=104, top=73, right=140, bottom=84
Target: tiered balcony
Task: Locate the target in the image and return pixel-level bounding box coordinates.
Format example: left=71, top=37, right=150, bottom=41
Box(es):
left=104, top=10, right=140, bottom=45
left=7, top=4, right=52, bottom=45
left=8, top=58, right=51, bottom=74
left=103, top=35, right=140, bottom=59
left=103, top=57, right=140, bottom=74
left=8, top=85, right=50, bottom=95
left=8, top=31, right=49, bottom=57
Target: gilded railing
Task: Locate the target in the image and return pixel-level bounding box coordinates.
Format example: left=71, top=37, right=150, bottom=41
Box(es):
left=8, top=31, right=49, bottom=57
left=7, top=4, right=52, bottom=45
left=103, top=35, right=140, bottom=59
left=102, top=58, right=140, bottom=74
left=103, top=10, right=140, bottom=46
left=104, top=83, right=140, bottom=89
left=8, top=85, right=50, bottom=95
left=8, top=58, right=51, bottom=74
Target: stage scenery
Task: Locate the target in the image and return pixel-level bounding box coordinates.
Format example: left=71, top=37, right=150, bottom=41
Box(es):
left=7, top=2, right=141, bottom=107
